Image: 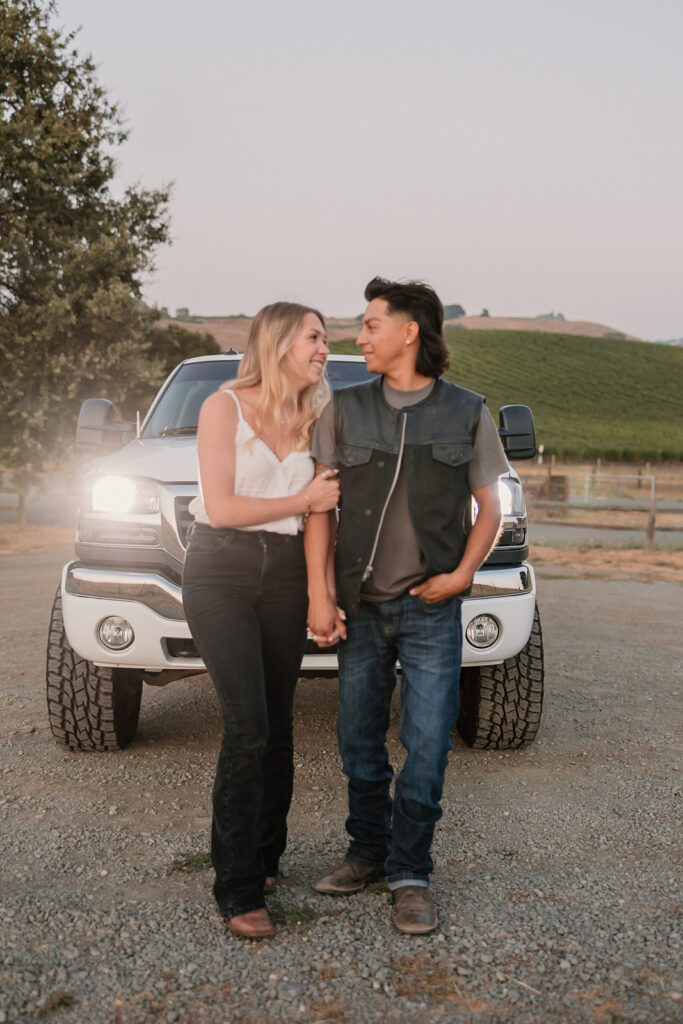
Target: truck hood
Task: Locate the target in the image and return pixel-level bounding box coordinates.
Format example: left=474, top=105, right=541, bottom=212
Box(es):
left=86, top=438, right=522, bottom=491
left=90, top=437, right=198, bottom=484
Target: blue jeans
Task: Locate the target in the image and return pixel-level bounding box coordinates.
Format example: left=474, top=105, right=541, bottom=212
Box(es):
left=182, top=523, right=308, bottom=918
left=337, top=593, right=462, bottom=885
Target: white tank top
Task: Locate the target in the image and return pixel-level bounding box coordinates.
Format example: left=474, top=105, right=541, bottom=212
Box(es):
left=189, top=390, right=315, bottom=535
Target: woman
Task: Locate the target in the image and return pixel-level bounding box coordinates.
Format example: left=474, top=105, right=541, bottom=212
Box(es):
left=182, top=302, right=340, bottom=939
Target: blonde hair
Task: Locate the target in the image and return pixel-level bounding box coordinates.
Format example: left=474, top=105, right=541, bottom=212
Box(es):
left=221, top=302, right=330, bottom=449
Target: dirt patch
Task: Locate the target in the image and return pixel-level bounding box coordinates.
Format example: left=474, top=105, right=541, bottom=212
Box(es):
left=530, top=542, right=683, bottom=583
left=0, top=524, right=74, bottom=555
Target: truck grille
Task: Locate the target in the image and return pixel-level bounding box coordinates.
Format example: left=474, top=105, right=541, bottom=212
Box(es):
left=175, top=496, right=195, bottom=549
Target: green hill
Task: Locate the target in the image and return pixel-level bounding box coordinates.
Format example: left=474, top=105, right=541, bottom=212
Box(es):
left=330, top=330, right=683, bottom=460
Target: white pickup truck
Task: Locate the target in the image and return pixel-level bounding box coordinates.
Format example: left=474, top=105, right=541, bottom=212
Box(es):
left=47, top=354, right=543, bottom=752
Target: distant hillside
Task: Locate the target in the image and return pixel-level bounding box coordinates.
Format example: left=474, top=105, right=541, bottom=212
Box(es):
left=331, top=329, right=683, bottom=460
left=156, top=316, right=359, bottom=352
left=448, top=315, right=640, bottom=340
left=157, top=312, right=640, bottom=351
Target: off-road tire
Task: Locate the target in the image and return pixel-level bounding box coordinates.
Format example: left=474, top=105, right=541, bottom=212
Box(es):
left=46, top=589, right=142, bottom=751
left=457, top=601, right=544, bottom=749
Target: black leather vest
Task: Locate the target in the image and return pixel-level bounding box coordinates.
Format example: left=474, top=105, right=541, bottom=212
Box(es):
left=333, top=376, right=484, bottom=610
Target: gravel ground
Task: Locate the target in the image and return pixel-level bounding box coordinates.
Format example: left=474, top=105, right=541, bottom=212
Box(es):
left=1, top=547, right=681, bottom=1024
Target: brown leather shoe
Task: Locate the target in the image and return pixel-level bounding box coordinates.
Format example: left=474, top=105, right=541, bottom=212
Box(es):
left=391, top=886, right=437, bottom=934
left=226, top=908, right=275, bottom=940
left=314, top=858, right=384, bottom=895
left=263, top=876, right=277, bottom=896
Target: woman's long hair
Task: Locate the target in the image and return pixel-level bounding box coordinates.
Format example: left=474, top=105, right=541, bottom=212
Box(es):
left=221, top=302, right=329, bottom=449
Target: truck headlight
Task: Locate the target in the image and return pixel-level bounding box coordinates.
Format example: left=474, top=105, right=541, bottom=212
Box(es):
left=497, top=476, right=525, bottom=517
left=91, top=476, right=159, bottom=515
left=472, top=476, right=526, bottom=519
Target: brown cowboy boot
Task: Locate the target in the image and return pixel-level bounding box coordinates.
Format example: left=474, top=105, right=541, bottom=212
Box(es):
left=391, top=886, right=437, bottom=934
left=314, top=858, right=384, bottom=895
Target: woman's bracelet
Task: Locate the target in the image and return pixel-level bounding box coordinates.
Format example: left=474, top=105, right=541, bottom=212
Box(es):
left=303, top=491, right=312, bottom=524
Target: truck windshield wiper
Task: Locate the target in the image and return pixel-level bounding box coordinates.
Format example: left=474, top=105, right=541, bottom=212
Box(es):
left=158, top=425, right=198, bottom=436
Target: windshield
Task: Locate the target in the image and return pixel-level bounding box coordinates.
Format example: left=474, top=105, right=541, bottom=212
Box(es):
left=325, top=360, right=376, bottom=387
left=142, top=357, right=375, bottom=439
left=142, top=361, right=239, bottom=439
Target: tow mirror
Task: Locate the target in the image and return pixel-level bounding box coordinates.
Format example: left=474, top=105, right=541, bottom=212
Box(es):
left=76, top=399, right=136, bottom=451
left=498, top=405, right=536, bottom=460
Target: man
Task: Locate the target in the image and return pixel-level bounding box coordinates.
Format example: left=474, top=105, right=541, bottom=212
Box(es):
left=305, top=277, right=508, bottom=934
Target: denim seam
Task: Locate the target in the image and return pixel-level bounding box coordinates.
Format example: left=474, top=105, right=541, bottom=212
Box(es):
left=388, top=878, right=429, bottom=890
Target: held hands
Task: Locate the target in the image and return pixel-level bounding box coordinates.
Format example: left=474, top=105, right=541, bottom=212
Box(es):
left=409, top=569, right=473, bottom=604
left=304, top=469, right=340, bottom=514
left=307, top=590, right=347, bottom=646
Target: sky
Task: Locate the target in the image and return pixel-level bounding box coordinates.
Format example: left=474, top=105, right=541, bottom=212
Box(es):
left=53, top=0, right=682, bottom=340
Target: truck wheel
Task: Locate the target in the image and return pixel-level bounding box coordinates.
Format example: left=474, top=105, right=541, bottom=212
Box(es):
left=46, top=589, right=142, bottom=751
left=457, top=602, right=544, bottom=750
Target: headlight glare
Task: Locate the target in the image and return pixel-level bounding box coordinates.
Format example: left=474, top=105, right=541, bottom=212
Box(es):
left=472, top=476, right=525, bottom=521
left=91, top=476, right=159, bottom=515
left=497, top=476, right=524, bottom=517
left=498, top=479, right=513, bottom=515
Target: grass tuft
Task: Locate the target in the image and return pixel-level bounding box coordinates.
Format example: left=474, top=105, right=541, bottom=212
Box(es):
left=34, top=992, right=77, bottom=1017
left=168, top=851, right=211, bottom=875
left=268, top=899, right=321, bottom=928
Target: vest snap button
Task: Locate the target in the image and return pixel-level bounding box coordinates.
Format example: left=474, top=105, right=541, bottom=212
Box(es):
left=377, top=460, right=384, bottom=468
left=364, top=508, right=372, bottom=516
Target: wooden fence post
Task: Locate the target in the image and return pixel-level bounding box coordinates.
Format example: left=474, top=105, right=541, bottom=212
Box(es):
left=645, top=496, right=656, bottom=550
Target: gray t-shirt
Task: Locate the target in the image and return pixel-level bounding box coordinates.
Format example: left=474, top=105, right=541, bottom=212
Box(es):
left=311, top=378, right=509, bottom=601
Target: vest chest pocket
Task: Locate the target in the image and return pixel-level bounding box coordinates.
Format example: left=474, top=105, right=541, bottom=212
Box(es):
left=431, top=441, right=473, bottom=468
left=336, top=442, right=374, bottom=467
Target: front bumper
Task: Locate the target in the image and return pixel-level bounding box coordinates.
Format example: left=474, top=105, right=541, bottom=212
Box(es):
left=61, top=561, right=536, bottom=674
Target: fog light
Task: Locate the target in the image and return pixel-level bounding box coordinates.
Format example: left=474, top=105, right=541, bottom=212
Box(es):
left=98, top=616, right=134, bottom=650
left=466, top=614, right=499, bottom=649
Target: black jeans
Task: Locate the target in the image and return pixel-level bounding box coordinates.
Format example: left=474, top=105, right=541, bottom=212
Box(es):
left=182, top=523, right=308, bottom=918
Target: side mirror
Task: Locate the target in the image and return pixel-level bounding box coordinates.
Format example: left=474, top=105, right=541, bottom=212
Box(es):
left=498, top=404, right=536, bottom=460
left=76, top=399, right=136, bottom=451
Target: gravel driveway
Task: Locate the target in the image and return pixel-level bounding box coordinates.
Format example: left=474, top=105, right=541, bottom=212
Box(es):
left=1, top=547, right=681, bottom=1024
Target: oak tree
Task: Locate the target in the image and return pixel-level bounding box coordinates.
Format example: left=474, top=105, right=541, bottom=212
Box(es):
left=0, top=0, right=171, bottom=490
